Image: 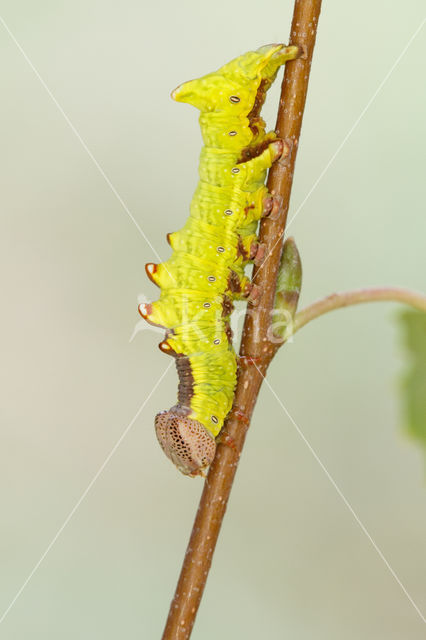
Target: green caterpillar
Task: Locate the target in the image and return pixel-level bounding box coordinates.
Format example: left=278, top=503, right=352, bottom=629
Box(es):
left=139, top=44, right=298, bottom=476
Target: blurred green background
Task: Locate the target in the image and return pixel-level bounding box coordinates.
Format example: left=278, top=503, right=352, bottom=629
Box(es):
left=1, top=1, right=425, bottom=638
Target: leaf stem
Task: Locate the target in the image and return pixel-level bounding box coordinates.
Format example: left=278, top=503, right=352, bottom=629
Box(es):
left=294, top=287, right=426, bottom=333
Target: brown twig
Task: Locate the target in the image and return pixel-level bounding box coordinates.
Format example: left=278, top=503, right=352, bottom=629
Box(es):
left=161, top=2, right=322, bottom=638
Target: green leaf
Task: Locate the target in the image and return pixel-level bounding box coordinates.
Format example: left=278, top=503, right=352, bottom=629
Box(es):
left=399, top=310, right=426, bottom=451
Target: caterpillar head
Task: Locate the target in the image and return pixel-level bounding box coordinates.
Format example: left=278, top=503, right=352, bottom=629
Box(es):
left=171, top=44, right=296, bottom=114
left=155, top=411, right=216, bottom=477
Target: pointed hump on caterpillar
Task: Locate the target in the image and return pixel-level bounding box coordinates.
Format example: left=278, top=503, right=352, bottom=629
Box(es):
left=155, top=410, right=216, bottom=476
left=171, top=43, right=299, bottom=113
left=145, top=262, right=159, bottom=285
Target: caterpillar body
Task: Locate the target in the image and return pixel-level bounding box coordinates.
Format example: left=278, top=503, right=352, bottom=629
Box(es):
left=139, top=44, right=298, bottom=476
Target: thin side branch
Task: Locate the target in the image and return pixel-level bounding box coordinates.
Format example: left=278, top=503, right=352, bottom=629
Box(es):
left=294, top=287, right=426, bottom=333
left=162, top=2, right=322, bottom=638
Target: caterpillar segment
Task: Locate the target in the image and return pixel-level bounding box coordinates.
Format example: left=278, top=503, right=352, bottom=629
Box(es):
left=141, top=43, right=299, bottom=476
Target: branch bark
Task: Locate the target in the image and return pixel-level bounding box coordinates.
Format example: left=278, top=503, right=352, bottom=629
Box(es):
left=161, top=2, right=322, bottom=638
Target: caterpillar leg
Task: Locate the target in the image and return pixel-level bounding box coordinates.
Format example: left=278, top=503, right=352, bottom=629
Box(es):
left=228, top=269, right=250, bottom=297
left=237, top=139, right=283, bottom=178
left=245, top=283, right=263, bottom=305
left=275, top=137, right=292, bottom=163
left=233, top=407, right=250, bottom=425
left=227, top=269, right=262, bottom=304
left=262, top=194, right=283, bottom=220
left=216, top=429, right=237, bottom=451
left=249, top=241, right=266, bottom=265
left=262, top=196, right=274, bottom=216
